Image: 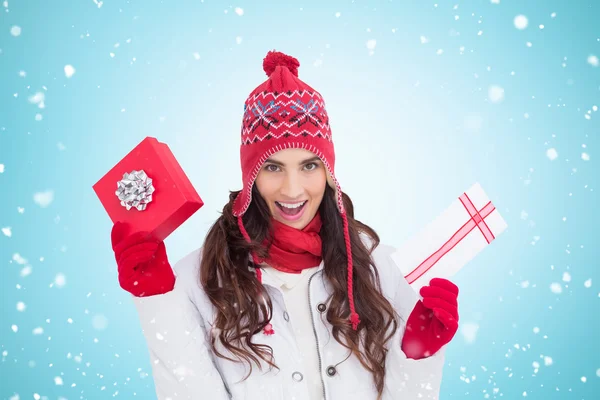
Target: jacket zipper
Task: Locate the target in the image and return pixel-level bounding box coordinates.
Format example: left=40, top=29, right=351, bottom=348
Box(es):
left=308, top=270, right=327, bottom=400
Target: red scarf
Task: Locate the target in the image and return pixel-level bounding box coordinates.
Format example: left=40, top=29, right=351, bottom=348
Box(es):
left=260, top=212, right=323, bottom=273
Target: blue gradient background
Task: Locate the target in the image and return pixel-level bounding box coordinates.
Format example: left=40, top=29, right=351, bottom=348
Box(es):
left=1, top=0, right=599, bottom=399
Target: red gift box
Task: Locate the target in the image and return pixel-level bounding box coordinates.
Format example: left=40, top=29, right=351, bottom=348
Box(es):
left=93, top=137, right=203, bottom=241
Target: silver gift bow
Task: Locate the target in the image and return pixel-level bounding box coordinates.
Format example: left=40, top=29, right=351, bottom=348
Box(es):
left=115, top=170, right=155, bottom=211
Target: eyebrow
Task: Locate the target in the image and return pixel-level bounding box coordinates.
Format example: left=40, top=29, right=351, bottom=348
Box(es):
left=264, top=156, right=321, bottom=166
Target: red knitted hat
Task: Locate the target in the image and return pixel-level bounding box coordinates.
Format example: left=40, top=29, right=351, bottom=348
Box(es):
left=234, top=50, right=360, bottom=332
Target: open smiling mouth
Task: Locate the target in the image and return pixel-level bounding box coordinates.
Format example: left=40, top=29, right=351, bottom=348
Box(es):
left=275, top=200, right=308, bottom=216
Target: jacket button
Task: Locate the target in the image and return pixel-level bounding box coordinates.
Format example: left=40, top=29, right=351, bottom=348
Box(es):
left=326, top=366, right=337, bottom=377
left=292, top=371, right=303, bottom=382
left=317, top=303, right=327, bottom=313
left=283, top=311, right=290, bottom=321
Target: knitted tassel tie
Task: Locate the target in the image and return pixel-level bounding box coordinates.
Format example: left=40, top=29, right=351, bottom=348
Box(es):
left=342, top=212, right=360, bottom=330
left=237, top=216, right=274, bottom=336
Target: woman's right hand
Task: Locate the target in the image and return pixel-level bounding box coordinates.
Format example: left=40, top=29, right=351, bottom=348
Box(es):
left=110, top=222, right=175, bottom=297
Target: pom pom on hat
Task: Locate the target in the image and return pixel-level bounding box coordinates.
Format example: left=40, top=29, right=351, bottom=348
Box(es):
left=263, top=50, right=300, bottom=77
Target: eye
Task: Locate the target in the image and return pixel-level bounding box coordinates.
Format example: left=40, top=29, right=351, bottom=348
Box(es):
left=265, top=164, right=280, bottom=172
left=304, top=162, right=319, bottom=171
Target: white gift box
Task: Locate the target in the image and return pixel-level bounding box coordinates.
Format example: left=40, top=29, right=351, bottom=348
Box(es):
left=391, top=182, right=508, bottom=291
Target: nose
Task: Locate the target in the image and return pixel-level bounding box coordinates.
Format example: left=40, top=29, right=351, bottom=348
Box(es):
left=280, top=171, right=304, bottom=199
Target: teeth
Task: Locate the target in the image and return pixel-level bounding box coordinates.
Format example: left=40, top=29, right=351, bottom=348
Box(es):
left=276, top=201, right=306, bottom=209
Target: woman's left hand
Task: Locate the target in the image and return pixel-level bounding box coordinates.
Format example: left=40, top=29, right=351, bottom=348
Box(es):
left=401, top=278, right=459, bottom=360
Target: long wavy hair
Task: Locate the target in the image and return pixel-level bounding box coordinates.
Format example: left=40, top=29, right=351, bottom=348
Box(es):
left=199, top=183, right=399, bottom=397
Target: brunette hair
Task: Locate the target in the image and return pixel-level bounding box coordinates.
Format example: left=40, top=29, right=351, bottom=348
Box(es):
left=200, top=184, right=398, bottom=397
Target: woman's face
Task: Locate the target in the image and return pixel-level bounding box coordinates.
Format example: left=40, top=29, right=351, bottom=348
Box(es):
left=255, top=148, right=327, bottom=230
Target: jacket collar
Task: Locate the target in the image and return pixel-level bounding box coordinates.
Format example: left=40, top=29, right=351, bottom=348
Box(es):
left=250, top=256, right=325, bottom=290
left=262, top=264, right=322, bottom=290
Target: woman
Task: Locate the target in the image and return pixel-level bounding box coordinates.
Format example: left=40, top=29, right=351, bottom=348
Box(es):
left=110, top=51, right=460, bottom=400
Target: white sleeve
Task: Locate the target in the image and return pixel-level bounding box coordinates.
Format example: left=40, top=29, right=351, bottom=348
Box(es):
left=131, top=280, right=231, bottom=400
left=383, top=252, right=447, bottom=400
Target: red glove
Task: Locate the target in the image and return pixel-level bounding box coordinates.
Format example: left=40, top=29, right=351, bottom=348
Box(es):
left=110, top=222, right=175, bottom=297
left=401, top=278, right=459, bottom=360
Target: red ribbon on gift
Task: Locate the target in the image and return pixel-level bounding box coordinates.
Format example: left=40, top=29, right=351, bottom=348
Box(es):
left=405, top=192, right=496, bottom=284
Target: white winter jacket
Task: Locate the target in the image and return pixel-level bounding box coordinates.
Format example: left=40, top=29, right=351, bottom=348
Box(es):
left=132, top=234, right=446, bottom=400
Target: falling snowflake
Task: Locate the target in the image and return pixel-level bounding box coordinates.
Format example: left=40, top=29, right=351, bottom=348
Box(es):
left=28, top=92, right=45, bottom=108
left=488, top=85, right=505, bottom=103
left=546, top=148, right=558, bottom=160
left=514, top=15, right=528, bottom=30
left=550, top=283, right=562, bottom=294
left=54, top=273, right=66, bottom=288
left=92, top=314, right=108, bottom=330
left=366, top=39, right=377, bottom=56
left=33, top=190, right=54, bottom=207
left=64, top=64, right=76, bottom=78
left=460, top=323, right=479, bottom=344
